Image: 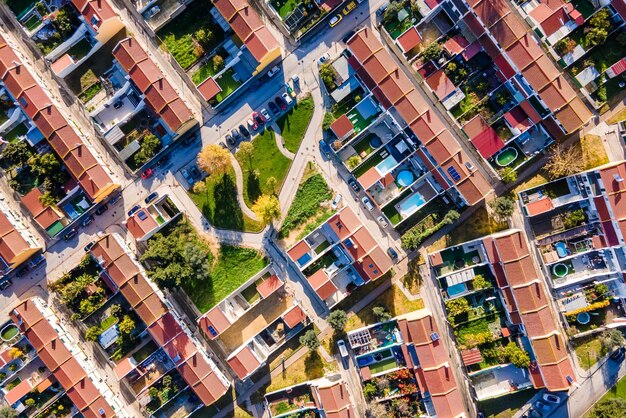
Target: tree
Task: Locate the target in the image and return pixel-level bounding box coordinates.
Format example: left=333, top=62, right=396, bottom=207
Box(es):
left=192, top=180, right=207, bottom=194
left=194, top=28, right=215, bottom=49
left=472, top=274, right=491, bottom=289
left=118, top=315, right=135, bottom=336
left=148, top=386, right=159, bottom=400
left=238, top=141, right=254, bottom=169
left=252, top=194, right=281, bottom=225
left=134, top=134, right=161, bottom=166
left=489, top=196, right=515, bottom=220
left=0, top=407, right=17, bottom=418
left=319, top=63, right=336, bottom=90
left=24, top=398, right=35, bottom=407
left=363, top=382, right=378, bottom=399
left=504, top=342, right=530, bottom=368
left=85, top=326, right=102, bottom=342
left=322, top=112, right=335, bottom=130
left=589, top=398, right=626, bottom=418
left=39, top=190, right=59, bottom=207
left=587, top=27, right=608, bottom=47
left=327, top=310, right=348, bottom=331
left=265, top=176, right=278, bottom=195
left=30, top=153, right=61, bottom=177
left=500, top=166, right=517, bottom=183
left=594, top=283, right=609, bottom=299
left=8, top=347, right=24, bottom=360
left=110, top=304, right=122, bottom=318
left=198, top=144, right=231, bottom=177
left=212, top=55, right=225, bottom=72
left=445, top=298, right=471, bottom=317
left=544, top=144, right=584, bottom=179
left=79, top=299, right=95, bottom=316
left=2, top=141, right=31, bottom=167
left=346, top=155, right=361, bottom=170
left=382, top=1, right=403, bottom=25
left=600, top=329, right=624, bottom=352
left=299, top=330, right=320, bottom=351
left=372, top=306, right=392, bottom=322
left=562, top=208, right=585, bottom=229
left=422, top=42, right=442, bottom=62
left=589, top=8, right=611, bottom=31
left=442, top=210, right=460, bottom=225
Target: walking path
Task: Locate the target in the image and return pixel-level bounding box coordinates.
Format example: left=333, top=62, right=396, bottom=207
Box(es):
left=229, top=154, right=260, bottom=221
left=273, top=130, right=296, bottom=159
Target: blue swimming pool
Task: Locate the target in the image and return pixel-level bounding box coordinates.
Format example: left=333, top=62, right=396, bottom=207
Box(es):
left=397, top=193, right=426, bottom=217
left=555, top=242, right=568, bottom=258
left=447, top=283, right=468, bottom=297
left=376, top=155, right=397, bottom=175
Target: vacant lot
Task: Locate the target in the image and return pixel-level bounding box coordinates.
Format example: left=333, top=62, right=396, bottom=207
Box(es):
left=276, top=94, right=314, bottom=153
left=279, top=171, right=331, bottom=238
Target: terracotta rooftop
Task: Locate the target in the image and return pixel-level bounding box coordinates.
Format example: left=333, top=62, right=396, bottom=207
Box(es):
left=397, top=27, right=422, bottom=53
left=256, top=274, right=283, bottom=298
left=330, top=114, right=354, bottom=139
left=282, top=305, right=307, bottom=329
left=126, top=208, right=159, bottom=240
left=526, top=197, right=555, bottom=216
left=72, top=0, right=118, bottom=29
left=227, top=345, right=261, bottom=379
left=197, top=77, right=222, bottom=101
left=287, top=240, right=311, bottom=263
left=177, top=353, right=229, bottom=405
left=199, top=305, right=233, bottom=339
left=327, top=206, right=362, bottom=240
left=425, top=69, right=456, bottom=101
left=113, top=37, right=194, bottom=132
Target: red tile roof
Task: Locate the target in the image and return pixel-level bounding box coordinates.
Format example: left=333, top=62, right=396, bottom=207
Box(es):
left=425, top=69, right=456, bottom=101
left=72, top=0, right=118, bottom=30
left=330, top=114, right=354, bottom=139
left=443, top=34, right=469, bottom=56
left=470, top=125, right=504, bottom=158
left=199, top=305, right=233, bottom=339
left=178, top=353, right=228, bottom=405
left=316, top=381, right=354, bottom=417
left=397, top=27, right=422, bottom=53
left=126, top=208, right=158, bottom=240
left=287, top=240, right=311, bottom=262
left=113, top=38, right=194, bottom=132
left=282, top=305, right=307, bottom=329
left=526, top=197, right=555, bottom=216
left=504, top=106, right=533, bottom=132
left=197, top=77, right=222, bottom=101
left=257, top=274, right=283, bottom=298
left=227, top=345, right=261, bottom=379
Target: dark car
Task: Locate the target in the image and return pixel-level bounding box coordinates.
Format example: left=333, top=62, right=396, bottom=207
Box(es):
left=110, top=194, right=122, bottom=205
left=183, top=134, right=198, bottom=145
left=84, top=241, right=96, bottom=252
left=145, top=192, right=159, bottom=204
left=189, top=165, right=201, bottom=179
left=95, top=204, right=109, bottom=215
left=376, top=3, right=388, bottom=15
left=128, top=205, right=141, bottom=217
left=319, top=139, right=332, bottom=158
left=252, top=111, right=265, bottom=125
left=225, top=134, right=235, bottom=146
left=387, top=247, right=399, bottom=261
left=63, top=229, right=77, bottom=241
left=81, top=216, right=94, bottom=228
left=219, top=141, right=229, bottom=149
left=611, top=346, right=625, bottom=360
left=232, top=129, right=242, bottom=142
left=156, top=156, right=169, bottom=167
left=15, top=266, right=29, bottom=277
left=239, top=124, right=250, bottom=138
left=275, top=96, right=287, bottom=110
left=268, top=101, right=280, bottom=115
left=113, top=101, right=124, bottom=109
left=348, top=179, right=361, bottom=193
left=0, top=279, right=12, bottom=290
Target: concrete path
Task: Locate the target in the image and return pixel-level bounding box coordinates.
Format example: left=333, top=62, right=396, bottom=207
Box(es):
left=273, top=130, right=296, bottom=160
left=230, top=154, right=260, bottom=221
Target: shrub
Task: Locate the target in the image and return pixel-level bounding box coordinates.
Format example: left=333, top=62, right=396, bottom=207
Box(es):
left=489, top=196, right=515, bottom=220
left=373, top=306, right=392, bottom=322
left=327, top=310, right=348, bottom=331
left=565, top=299, right=610, bottom=317
left=85, top=326, right=102, bottom=342
left=299, top=330, right=320, bottom=351
left=401, top=210, right=460, bottom=250
left=499, top=167, right=517, bottom=183
left=212, top=55, right=225, bottom=72
left=346, top=155, right=361, bottom=169
left=24, top=399, right=35, bottom=407
left=322, top=112, right=335, bottom=131
left=562, top=209, right=585, bottom=229
left=363, top=382, right=378, bottom=399
left=446, top=298, right=470, bottom=317
left=504, top=342, right=530, bottom=368
left=472, top=274, right=491, bottom=290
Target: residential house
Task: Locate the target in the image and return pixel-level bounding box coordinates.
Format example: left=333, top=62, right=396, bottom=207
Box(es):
left=0, top=199, right=42, bottom=277
left=265, top=378, right=355, bottom=418
left=125, top=194, right=181, bottom=242
left=286, top=206, right=394, bottom=307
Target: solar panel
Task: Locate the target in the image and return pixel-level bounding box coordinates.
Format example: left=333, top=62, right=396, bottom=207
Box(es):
left=208, top=325, right=218, bottom=337
left=447, top=166, right=461, bottom=182
left=284, top=6, right=305, bottom=31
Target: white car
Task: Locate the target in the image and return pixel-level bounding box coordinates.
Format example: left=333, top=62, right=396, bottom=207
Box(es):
left=282, top=92, right=293, bottom=106
left=361, top=196, right=374, bottom=211
left=291, top=74, right=300, bottom=84
left=542, top=394, right=560, bottom=404
left=331, top=194, right=342, bottom=210
left=337, top=340, right=348, bottom=358
left=260, top=108, right=271, bottom=122
left=377, top=216, right=388, bottom=227
left=267, top=66, right=280, bottom=77
left=318, top=53, right=330, bottom=64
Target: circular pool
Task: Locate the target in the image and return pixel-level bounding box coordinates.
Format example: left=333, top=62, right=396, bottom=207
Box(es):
left=496, top=147, right=518, bottom=167
left=396, top=170, right=414, bottom=187
left=577, top=312, right=591, bottom=325
left=369, top=136, right=382, bottom=148
left=553, top=263, right=569, bottom=278
left=1, top=324, right=18, bottom=342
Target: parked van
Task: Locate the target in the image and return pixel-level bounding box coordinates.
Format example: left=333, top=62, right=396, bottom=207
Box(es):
left=337, top=340, right=349, bottom=359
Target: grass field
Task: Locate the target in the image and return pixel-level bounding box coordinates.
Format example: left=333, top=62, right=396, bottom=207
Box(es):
left=574, top=336, right=605, bottom=370
left=192, top=59, right=220, bottom=85
left=181, top=245, right=268, bottom=313
left=188, top=166, right=264, bottom=233
left=270, top=0, right=301, bottom=19
left=215, top=69, right=242, bottom=103
left=267, top=350, right=335, bottom=392
left=236, top=130, right=291, bottom=207
left=580, top=135, right=609, bottom=169
left=276, top=94, right=314, bottom=153
left=279, top=172, right=331, bottom=238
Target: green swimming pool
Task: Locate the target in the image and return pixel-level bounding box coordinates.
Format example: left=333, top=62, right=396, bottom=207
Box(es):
left=496, top=147, right=519, bottom=167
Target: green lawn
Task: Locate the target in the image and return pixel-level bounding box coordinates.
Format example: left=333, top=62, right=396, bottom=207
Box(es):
left=574, top=336, right=605, bottom=370
left=236, top=129, right=291, bottom=207
left=188, top=166, right=264, bottom=232
left=276, top=94, right=314, bottom=153
left=3, top=123, right=28, bottom=142
left=23, top=14, right=41, bottom=31
left=215, top=69, right=242, bottom=103
left=192, top=59, right=220, bottom=85
left=100, top=315, right=118, bottom=330
left=270, top=0, right=301, bottom=19
left=181, top=245, right=268, bottom=312
left=279, top=173, right=331, bottom=238
left=156, top=0, right=224, bottom=69
left=598, top=375, right=626, bottom=401
left=478, top=389, right=538, bottom=418
left=66, top=37, right=92, bottom=61
left=570, top=31, right=626, bottom=74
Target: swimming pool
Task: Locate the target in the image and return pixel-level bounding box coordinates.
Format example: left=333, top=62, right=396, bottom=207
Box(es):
left=447, top=283, right=468, bottom=298
left=555, top=242, right=568, bottom=258
left=397, top=193, right=426, bottom=217
left=376, top=155, right=397, bottom=175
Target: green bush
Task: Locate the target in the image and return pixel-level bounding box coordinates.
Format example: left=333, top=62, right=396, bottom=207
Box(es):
left=401, top=210, right=459, bottom=250
left=279, top=174, right=331, bottom=237
left=322, top=112, right=335, bottom=131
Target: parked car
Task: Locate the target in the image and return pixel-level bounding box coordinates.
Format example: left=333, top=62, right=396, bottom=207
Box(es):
left=225, top=134, right=235, bottom=146
left=110, top=194, right=122, bottom=205
left=610, top=346, right=625, bottom=360
left=282, top=92, right=293, bottom=106
left=247, top=118, right=258, bottom=131
left=95, top=204, right=109, bottom=215
left=387, top=247, right=399, bottom=261
left=219, top=141, right=229, bottom=149
left=128, top=205, right=141, bottom=217
left=63, top=229, right=77, bottom=241
left=342, top=1, right=356, bottom=14
left=181, top=169, right=193, bottom=185
left=28, top=254, right=45, bottom=269
left=337, top=340, right=349, bottom=358
left=377, top=216, right=388, bottom=227
left=329, top=14, right=342, bottom=27
left=331, top=194, right=342, bottom=210
left=319, top=140, right=332, bottom=158
left=183, top=134, right=198, bottom=145
left=189, top=165, right=201, bottom=179
left=232, top=129, right=242, bottom=142
left=318, top=52, right=330, bottom=64
left=542, top=394, right=560, bottom=404
left=361, top=196, right=374, bottom=211
left=285, top=83, right=296, bottom=98
left=267, top=66, right=280, bottom=77
left=145, top=192, right=159, bottom=204
left=144, top=5, right=160, bottom=19
left=141, top=168, right=153, bottom=179
left=275, top=96, right=287, bottom=110
left=376, top=3, right=388, bottom=15
left=15, top=267, right=28, bottom=278
left=81, top=216, right=94, bottom=227
left=534, top=401, right=551, bottom=412
left=252, top=111, right=265, bottom=125
left=260, top=108, right=271, bottom=122
left=84, top=241, right=96, bottom=252
left=348, top=179, right=361, bottom=193
left=239, top=124, right=250, bottom=138
left=268, top=101, right=280, bottom=115
left=156, top=156, right=169, bottom=167
left=291, top=74, right=300, bottom=84
left=113, top=101, right=124, bottom=109
left=0, top=279, right=12, bottom=290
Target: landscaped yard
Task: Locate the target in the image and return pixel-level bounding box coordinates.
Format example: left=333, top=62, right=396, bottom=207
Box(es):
left=3, top=123, right=28, bottom=142
left=191, top=53, right=225, bottom=85
left=236, top=129, right=291, bottom=207
left=383, top=3, right=422, bottom=39
left=569, top=30, right=626, bottom=75
left=23, top=14, right=41, bottom=31
left=66, top=37, right=92, bottom=61
left=181, top=245, right=268, bottom=313
left=214, top=68, right=242, bottom=103
left=156, top=0, right=224, bottom=69
left=189, top=165, right=264, bottom=232
left=270, top=0, right=301, bottom=19
left=276, top=93, right=314, bottom=153
left=574, top=336, right=605, bottom=370
left=6, top=0, right=36, bottom=18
